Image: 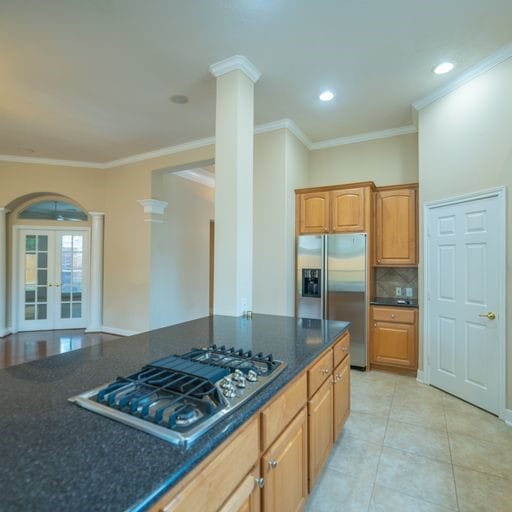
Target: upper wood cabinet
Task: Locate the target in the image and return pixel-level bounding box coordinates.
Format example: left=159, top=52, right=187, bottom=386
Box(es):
left=375, top=186, right=418, bottom=266
left=331, top=187, right=367, bottom=232
left=298, top=191, right=330, bottom=234
left=296, top=184, right=372, bottom=235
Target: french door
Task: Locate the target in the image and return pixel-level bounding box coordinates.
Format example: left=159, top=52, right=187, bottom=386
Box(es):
left=18, top=229, right=90, bottom=331
left=426, top=191, right=505, bottom=414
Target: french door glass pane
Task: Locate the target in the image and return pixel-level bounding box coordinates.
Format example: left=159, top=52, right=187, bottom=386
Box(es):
left=24, top=234, right=48, bottom=320
left=60, top=234, right=84, bottom=320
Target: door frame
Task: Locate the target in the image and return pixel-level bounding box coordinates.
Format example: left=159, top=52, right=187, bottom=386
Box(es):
left=423, top=186, right=507, bottom=419
left=11, top=225, right=92, bottom=333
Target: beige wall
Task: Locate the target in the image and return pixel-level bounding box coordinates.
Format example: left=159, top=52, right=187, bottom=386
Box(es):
left=308, top=133, right=419, bottom=187
left=252, top=129, right=309, bottom=316
left=102, top=145, right=215, bottom=333
left=149, top=174, right=214, bottom=329
left=0, top=161, right=106, bottom=211
left=418, top=58, right=512, bottom=408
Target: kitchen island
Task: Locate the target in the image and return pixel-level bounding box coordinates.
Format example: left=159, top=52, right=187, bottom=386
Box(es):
left=0, top=314, right=349, bottom=512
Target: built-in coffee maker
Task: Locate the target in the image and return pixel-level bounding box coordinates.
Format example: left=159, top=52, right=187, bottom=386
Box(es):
left=302, top=268, right=321, bottom=298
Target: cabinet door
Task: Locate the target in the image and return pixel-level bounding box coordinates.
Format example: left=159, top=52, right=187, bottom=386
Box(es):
left=298, top=192, right=330, bottom=234
left=331, top=187, right=366, bottom=232
left=262, top=408, right=308, bottom=512
left=372, top=320, right=417, bottom=370
left=333, top=355, right=350, bottom=441
left=219, top=467, right=260, bottom=512
left=375, top=188, right=417, bottom=265
left=308, top=378, right=333, bottom=489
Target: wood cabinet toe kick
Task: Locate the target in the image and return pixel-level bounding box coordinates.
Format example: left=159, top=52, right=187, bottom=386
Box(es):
left=150, top=330, right=351, bottom=512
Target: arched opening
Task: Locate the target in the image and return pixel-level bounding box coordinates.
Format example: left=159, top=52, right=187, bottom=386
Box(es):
left=1, top=192, right=103, bottom=336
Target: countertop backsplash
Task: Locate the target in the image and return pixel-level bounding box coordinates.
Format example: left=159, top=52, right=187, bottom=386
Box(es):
left=375, top=267, right=418, bottom=299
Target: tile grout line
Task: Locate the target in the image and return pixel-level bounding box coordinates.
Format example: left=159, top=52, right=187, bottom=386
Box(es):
left=443, top=395, right=461, bottom=512
left=367, top=377, right=397, bottom=511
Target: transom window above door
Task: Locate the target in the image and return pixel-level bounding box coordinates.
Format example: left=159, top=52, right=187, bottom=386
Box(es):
left=19, top=200, right=88, bottom=222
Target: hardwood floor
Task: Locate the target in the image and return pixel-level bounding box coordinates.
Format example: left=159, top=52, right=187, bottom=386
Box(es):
left=0, top=329, right=120, bottom=369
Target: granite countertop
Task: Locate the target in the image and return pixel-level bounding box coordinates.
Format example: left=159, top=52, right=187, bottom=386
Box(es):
left=370, top=297, right=419, bottom=308
left=0, top=314, right=349, bottom=512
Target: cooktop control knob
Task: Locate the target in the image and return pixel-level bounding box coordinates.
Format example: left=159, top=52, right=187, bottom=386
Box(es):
left=247, top=370, right=258, bottom=382
left=220, top=379, right=230, bottom=388
left=233, top=369, right=244, bottom=381
left=223, top=386, right=236, bottom=398
left=236, top=376, right=246, bottom=388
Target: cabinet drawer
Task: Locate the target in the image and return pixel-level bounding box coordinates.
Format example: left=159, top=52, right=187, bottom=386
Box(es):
left=308, top=349, right=333, bottom=398
left=372, top=306, right=415, bottom=324
left=261, top=373, right=307, bottom=451
left=157, top=417, right=259, bottom=512
left=333, top=332, right=350, bottom=368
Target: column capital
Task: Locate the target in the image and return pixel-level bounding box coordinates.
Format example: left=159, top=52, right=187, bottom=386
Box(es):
left=88, top=211, right=105, bottom=217
left=137, top=199, right=168, bottom=215
left=0, top=207, right=10, bottom=214
left=209, top=55, right=261, bottom=83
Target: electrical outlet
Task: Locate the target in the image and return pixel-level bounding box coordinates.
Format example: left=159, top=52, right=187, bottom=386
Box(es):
left=395, top=287, right=402, bottom=297
left=405, top=287, right=413, bottom=297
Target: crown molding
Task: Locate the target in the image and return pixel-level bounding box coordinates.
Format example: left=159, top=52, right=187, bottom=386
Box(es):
left=105, top=136, right=216, bottom=168
left=0, top=154, right=105, bottom=168
left=413, top=42, right=512, bottom=110
left=254, top=118, right=312, bottom=148
left=309, top=125, right=418, bottom=150
left=209, top=55, right=261, bottom=83
left=174, top=168, right=215, bottom=188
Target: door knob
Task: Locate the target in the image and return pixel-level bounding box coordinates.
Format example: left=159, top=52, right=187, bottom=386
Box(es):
left=479, top=312, right=496, bottom=320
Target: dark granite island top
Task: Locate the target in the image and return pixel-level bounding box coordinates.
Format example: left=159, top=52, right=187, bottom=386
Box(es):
left=0, top=314, right=349, bottom=512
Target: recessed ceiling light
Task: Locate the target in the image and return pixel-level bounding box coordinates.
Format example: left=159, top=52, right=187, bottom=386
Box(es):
left=319, top=90, right=335, bottom=102
left=170, top=94, right=189, bottom=104
left=433, top=62, right=455, bottom=75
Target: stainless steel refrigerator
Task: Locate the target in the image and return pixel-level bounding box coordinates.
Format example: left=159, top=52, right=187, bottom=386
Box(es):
left=296, top=233, right=367, bottom=368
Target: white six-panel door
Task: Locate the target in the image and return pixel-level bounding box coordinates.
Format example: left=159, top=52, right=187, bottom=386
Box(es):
left=427, top=193, right=503, bottom=414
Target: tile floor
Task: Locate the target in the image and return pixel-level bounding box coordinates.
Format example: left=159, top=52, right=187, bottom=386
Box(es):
left=306, top=370, right=512, bottom=512
left=0, top=329, right=120, bottom=369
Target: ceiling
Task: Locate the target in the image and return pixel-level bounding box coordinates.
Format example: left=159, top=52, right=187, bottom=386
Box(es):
left=1, top=0, right=511, bottom=162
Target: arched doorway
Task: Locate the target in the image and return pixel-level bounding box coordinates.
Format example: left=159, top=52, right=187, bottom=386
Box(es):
left=2, top=193, right=104, bottom=334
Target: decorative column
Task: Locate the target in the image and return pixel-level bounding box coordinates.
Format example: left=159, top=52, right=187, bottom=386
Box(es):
left=137, top=199, right=168, bottom=223
left=0, top=207, right=8, bottom=337
left=86, top=212, right=104, bottom=332
left=210, top=55, right=260, bottom=316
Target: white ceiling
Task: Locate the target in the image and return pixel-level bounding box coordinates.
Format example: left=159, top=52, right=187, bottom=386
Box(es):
left=1, top=0, right=511, bottom=162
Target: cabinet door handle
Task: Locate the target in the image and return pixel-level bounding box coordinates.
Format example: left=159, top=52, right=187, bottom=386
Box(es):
left=321, top=368, right=329, bottom=375
left=391, top=314, right=395, bottom=318
left=341, top=347, right=348, bottom=352
left=255, top=477, right=265, bottom=488
left=374, top=323, right=377, bottom=327
left=269, top=459, right=278, bottom=469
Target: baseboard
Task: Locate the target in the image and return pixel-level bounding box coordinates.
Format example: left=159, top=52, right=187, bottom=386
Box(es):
left=0, top=326, right=12, bottom=338
left=501, top=408, right=512, bottom=427
left=100, top=325, right=140, bottom=337
left=416, top=370, right=425, bottom=384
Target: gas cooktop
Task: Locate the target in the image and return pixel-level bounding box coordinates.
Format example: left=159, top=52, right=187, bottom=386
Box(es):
left=70, top=345, right=285, bottom=448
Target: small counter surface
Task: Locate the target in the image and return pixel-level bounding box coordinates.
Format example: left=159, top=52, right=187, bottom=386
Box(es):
left=0, top=314, right=349, bottom=512
left=370, top=297, right=419, bottom=308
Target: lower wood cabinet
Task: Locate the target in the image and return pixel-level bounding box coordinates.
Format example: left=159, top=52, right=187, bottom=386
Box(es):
left=219, top=466, right=261, bottom=512
left=333, top=355, right=350, bottom=441
left=371, top=306, right=417, bottom=372
left=262, top=407, right=308, bottom=512
left=308, top=378, right=333, bottom=490
left=150, top=332, right=352, bottom=512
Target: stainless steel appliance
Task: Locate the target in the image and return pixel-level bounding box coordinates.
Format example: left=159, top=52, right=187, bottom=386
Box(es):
left=297, top=233, right=367, bottom=368
left=70, top=345, right=285, bottom=448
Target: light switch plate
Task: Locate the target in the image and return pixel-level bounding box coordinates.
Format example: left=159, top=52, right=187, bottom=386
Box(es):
left=395, top=287, right=402, bottom=297
left=405, top=287, right=413, bottom=297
